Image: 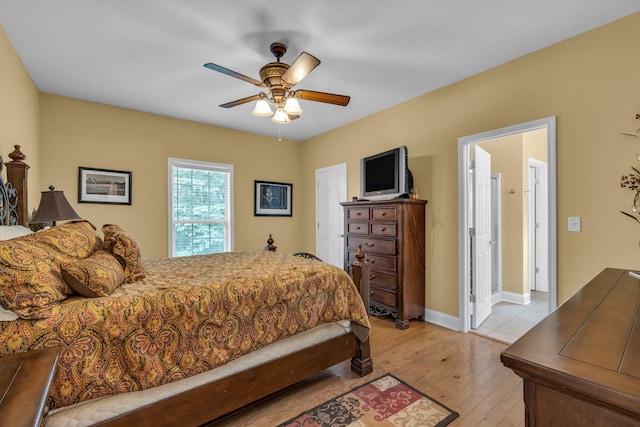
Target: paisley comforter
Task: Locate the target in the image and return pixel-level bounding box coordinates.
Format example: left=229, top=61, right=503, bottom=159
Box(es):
left=0, top=250, right=369, bottom=410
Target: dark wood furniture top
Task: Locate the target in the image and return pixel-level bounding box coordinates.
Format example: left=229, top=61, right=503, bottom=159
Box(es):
left=501, top=268, right=640, bottom=426
left=0, top=346, right=59, bottom=427
left=341, top=199, right=427, bottom=329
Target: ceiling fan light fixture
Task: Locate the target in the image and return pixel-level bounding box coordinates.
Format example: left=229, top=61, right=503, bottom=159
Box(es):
left=272, top=108, right=291, bottom=124
left=283, top=97, right=303, bottom=115
left=252, top=99, right=273, bottom=116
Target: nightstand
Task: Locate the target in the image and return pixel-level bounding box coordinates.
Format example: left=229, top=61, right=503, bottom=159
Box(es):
left=0, top=346, right=60, bottom=427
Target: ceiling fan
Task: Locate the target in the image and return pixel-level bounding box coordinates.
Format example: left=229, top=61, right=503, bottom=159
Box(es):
left=204, top=42, right=350, bottom=124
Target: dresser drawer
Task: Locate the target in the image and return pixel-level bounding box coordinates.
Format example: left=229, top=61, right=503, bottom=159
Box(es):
left=369, top=269, right=397, bottom=292
left=370, top=222, right=396, bottom=237
left=371, top=207, right=396, bottom=221
left=346, top=208, right=369, bottom=220
left=347, top=251, right=396, bottom=272
left=347, top=222, right=369, bottom=235
left=346, top=236, right=396, bottom=255
left=369, top=286, right=397, bottom=309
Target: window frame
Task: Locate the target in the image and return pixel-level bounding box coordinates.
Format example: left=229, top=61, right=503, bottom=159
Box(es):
left=167, top=157, right=234, bottom=257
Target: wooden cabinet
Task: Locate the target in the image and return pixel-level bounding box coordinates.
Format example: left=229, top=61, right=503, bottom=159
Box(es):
left=341, top=199, right=427, bottom=329
left=0, top=346, right=59, bottom=427
left=501, top=268, right=640, bottom=426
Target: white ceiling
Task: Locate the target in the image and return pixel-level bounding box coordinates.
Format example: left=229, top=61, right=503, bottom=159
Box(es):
left=1, top=1, right=639, bottom=141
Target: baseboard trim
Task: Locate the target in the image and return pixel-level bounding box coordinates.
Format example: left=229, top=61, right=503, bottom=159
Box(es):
left=500, top=291, right=531, bottom=305
left=423, top=308, right=460, bottom=331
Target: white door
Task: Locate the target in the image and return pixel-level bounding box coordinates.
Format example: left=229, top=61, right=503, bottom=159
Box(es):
left=528, top=159, right=549, bottom=292
left=471, top=145, right=492, bottom=328
left=315, top=164, right=347, bottom=268
left=490, top=173, right=502, bottom=295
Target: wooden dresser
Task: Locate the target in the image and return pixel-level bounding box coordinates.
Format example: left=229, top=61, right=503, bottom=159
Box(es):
left=341, top=199, right=427, bottom=329
left=501, top=268, right=640, bottom=426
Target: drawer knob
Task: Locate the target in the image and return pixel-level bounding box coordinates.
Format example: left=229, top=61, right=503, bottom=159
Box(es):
left=369, top=290, right=375, bottom=296
left=356, top=226, right=361, bottom=230
left=369, top=274, right=375, bottom=280
left=364, top=242, right=374, bottom=247
left=381, top=212, right=387, bottom=216
left=380, top=227, right=386, bottom=232
left=367, top=258, right=375, bottom=263
left=356, top=212, right=362, bottom=216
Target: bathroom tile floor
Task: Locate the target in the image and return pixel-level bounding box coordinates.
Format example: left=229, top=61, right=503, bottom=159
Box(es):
left=474, top=291, right=549, bottom=344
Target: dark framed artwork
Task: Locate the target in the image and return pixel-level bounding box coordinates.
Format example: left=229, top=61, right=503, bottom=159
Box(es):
left=254, top=180, right=292, bottom=216
left=78, top=167, right=132, bottom=205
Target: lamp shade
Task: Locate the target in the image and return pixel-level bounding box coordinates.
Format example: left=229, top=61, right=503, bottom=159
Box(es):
left=283, top=97, right=303, bottom=115
left=30, top=186, right=81, bottom=225
left=271, top=108, right=291, bottom=124
left=252, top=100, right=273, bottom=116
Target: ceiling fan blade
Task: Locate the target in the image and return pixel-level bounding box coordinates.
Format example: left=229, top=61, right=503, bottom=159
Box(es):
left=219, top=94, right=261, bottom=108
left=204, top=63, right=264, bottom=87
left=297, top=90, right=350, bottom=106
left=281, top=52, right=321, bottom=87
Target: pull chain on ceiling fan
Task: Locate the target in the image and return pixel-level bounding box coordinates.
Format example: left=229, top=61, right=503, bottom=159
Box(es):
left=204, top=42, right=350, bottom=124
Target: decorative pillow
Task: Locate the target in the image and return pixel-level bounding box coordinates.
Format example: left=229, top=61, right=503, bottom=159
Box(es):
left=0, top=225, right=33, bottom=240
left=0, top=238, right=68, bottom=319
left=102, top=224, right=145, bottom=283
left=62, top=250, right=125, bottom=297
left=30, top=220, right=102, bottom=260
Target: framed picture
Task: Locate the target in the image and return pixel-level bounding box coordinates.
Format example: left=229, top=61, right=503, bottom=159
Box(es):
left=254, top=180, right=292, bottom=216
left=78, top=167, right=132, bottom=205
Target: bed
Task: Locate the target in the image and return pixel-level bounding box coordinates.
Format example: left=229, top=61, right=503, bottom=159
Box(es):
left=0, top=146, right=372, bottom=426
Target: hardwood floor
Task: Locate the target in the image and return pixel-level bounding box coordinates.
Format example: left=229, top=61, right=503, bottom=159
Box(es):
left=213, top=316, right=525, bottom=426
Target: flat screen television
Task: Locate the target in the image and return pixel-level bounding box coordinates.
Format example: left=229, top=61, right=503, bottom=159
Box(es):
left=360, top=146, right=413, bottom=200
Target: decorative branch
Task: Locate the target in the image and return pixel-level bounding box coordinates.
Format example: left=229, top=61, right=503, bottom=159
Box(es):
left=620, top=113, right=640, bottom=227
left=621, top=210, right=640, bottom=224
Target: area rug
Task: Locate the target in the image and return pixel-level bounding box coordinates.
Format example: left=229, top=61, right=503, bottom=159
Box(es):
left=277, top=373, right=459, bottom=427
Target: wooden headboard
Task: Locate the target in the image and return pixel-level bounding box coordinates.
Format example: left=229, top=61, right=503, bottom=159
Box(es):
left=0, top=145, right=29, bottom=226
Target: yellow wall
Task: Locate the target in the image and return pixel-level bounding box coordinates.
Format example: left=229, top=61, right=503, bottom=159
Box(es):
left=39, top=94, right=305, bottom=257
left=301, top=13, right=640, bottom=316
left=0, top=25, right=40, bottom=212
left=3, top=13, right=640, bottom=321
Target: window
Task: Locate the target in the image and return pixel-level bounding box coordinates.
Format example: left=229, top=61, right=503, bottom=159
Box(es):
left=168, top=158, right=233, bottom=257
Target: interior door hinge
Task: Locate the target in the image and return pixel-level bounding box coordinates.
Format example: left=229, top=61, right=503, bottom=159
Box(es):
left=469, top=294, right=476, bottom=303
left=469, top=227, right=475, bottom=237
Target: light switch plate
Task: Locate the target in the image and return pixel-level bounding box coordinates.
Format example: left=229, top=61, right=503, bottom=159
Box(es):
left=568, top=216, right=581, bottom=232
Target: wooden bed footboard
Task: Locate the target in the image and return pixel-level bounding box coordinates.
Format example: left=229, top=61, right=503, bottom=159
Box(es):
left=95, top=258, right=372, bottom=427
left=95, top=332, right=371, bottom=426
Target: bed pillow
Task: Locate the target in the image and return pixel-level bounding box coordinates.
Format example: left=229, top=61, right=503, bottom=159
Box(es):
left=102, top=224, right=145, bottom=283
left=0, top=225, right=33, bottom=240
left=0, top=238, right=68, bottom=319
left=61, top=250, right=125, bottom=297
left=31, top=220, right=102, bottom=260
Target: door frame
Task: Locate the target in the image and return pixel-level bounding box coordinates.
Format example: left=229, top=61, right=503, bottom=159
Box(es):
left=457, top=117, right=557, bottom=332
